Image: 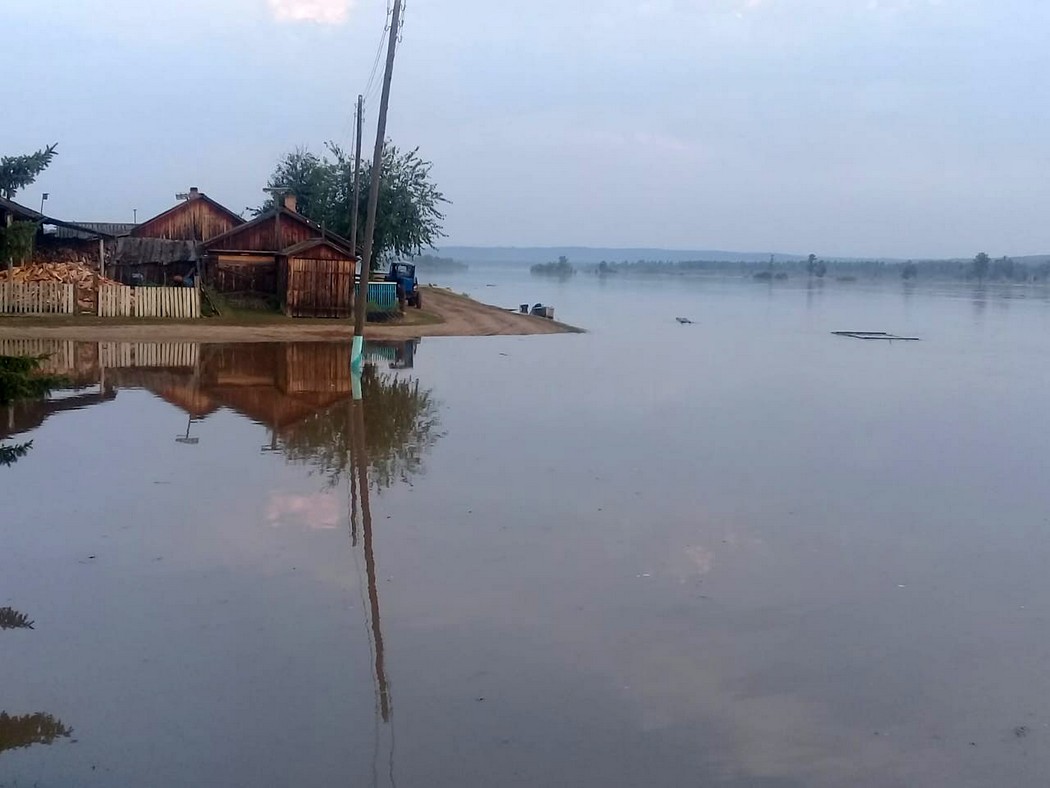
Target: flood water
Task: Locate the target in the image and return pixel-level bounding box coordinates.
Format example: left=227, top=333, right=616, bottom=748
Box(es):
left=3, top=273, right=1050, bottom=786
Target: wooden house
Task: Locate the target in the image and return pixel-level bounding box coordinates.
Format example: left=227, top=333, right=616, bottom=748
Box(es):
left=280, top=238, right=360, bottom=318
left=111, top=188, right=244, bottom=284
left=131, top=188, right=243, bottom=242
left=203, top=194, right=367, bottom=317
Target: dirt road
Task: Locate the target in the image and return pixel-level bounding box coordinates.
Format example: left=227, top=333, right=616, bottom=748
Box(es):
left=0, top=287, right=582, bottom=343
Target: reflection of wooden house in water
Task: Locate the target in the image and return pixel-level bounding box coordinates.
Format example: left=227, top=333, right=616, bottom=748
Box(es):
left=196, top=343, right=352, bottom=432
left=0, top=340, right=355, bottom=442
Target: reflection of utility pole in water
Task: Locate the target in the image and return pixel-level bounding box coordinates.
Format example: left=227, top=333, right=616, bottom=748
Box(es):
left=353, top=394, right=390, bottom=723
left=348, top=361, right=396, bottom=786
left=352, top=0, right=406, bottom=372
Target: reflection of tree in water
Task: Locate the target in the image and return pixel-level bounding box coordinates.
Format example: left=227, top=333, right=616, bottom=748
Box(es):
left=0, top=712, right=72, bottom=755
left=280, top=364, right=442, bottom=491
left=0, top=607, right=34, bottom=630
left=1, top=354, right=66, bottom=467
left=0, top=440, right=32, bottom=467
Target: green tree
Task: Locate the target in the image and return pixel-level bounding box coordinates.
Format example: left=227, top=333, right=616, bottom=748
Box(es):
left=806, top=253, right=817, bottom=276
left=260, top=142, right=447, bottom=271
left=0, top=144, right=58, bottom=200
left=901, top=261, right=918, bottom=280
left=0, top=221, right=37, bottom=268
left=992, top=255, right=1015, bottom=281
left=531, top=257, right=575, bottom=278
left=814, top=259, right=827, bottom=278
left=972, top=252, right=990, bottom=282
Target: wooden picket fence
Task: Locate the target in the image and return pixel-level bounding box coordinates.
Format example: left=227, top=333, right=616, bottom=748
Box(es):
left=0, top=282, right=75, bottom=315
left=98, top=285, right=201, bottom=319
left=0, top=283, right=200, bottom=319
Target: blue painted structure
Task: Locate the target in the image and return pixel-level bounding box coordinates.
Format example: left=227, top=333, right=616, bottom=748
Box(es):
left=356, top=281, right=398, bottom=311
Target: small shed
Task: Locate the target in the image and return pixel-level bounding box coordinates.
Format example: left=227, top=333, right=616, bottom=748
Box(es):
left=111, top=237, right=201, bottom=285
left=280, top=238, right=360, bottom=318
left=203, top=194, right=356, bottom=300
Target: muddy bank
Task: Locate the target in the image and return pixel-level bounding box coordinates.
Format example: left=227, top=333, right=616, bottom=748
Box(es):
left=0, top=287, right=582, bottom=343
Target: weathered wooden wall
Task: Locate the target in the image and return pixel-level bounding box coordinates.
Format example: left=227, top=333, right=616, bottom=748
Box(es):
left=210, top=213, right=317, bottom=253
left=207, top=255, right=278, bottom=294
left=133, top=197, right=243, bottom=242
left=284, top=257, right=356, bottom=318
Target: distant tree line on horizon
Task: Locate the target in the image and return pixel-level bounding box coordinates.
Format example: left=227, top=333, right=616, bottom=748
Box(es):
left=531, top=256, right=576, bottom=278
left=572, top=252, right=1050, bottom=284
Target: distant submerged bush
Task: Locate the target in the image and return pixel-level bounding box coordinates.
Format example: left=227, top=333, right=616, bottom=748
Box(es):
left=531, top=256, right=575, bottom=278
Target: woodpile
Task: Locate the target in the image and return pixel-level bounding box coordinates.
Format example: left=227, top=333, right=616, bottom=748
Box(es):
left=0, top=263, right=121, bottom=313
left=31, top=248, right=95, bottom=265
left=0, top=262, right=118, bottom=288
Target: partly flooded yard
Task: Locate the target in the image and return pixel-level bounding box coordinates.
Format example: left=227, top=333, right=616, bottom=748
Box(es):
left=3, top=277, right=1050, bottom=786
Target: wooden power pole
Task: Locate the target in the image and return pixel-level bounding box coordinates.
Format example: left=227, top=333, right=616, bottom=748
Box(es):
left=352, top=0, right=404, bottom=369
left=349, top=94, right=363, bottom=258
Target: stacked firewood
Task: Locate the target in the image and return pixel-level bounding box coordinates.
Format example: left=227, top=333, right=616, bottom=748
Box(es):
left=31, top=248, right=95, bottom=265
left=0, top=262, right=119, bottom=287
left=0, top=263, right=122, bottom=313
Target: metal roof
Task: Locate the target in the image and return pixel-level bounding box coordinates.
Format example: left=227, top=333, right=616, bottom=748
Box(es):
left=50, top=222, right=137, bottom=240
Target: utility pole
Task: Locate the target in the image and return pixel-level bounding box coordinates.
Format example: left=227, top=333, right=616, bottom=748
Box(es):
left=352, top=0, right=404, bottom=370
left=350, top=94, right=364, bottom=256
left=349, top=94, right=364, bottom=320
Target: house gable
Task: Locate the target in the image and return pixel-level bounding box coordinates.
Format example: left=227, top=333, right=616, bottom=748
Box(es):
left=133, top=191, right=244, bottom=242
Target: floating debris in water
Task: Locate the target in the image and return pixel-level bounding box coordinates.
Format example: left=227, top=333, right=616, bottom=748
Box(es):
left=833, top=331, right=921, bottom=341
left=676, top=317, right=695, bottom=325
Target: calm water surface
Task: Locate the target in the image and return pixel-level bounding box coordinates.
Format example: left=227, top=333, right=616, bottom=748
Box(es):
left=3, top=274, right=1050, bottom=787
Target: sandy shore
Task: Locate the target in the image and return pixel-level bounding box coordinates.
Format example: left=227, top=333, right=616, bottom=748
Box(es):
left=0, top=287, right=582, bottom=343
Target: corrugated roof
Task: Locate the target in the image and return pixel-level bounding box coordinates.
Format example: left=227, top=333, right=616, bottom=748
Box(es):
left=51, top=222, right=137, bottom=240
left=0, top=195, right=43, bottom=222
left=114, top=237, right=200, bottom=265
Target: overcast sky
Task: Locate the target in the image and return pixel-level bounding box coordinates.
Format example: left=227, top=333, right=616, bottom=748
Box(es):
left=5, top=0, right=1049, bottom=257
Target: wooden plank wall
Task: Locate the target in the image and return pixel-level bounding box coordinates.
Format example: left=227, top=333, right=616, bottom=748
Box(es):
left=0, top=283, right=75, bottom=315
left=285, top=257, right=356, bottom=318
left=97, top=286, right=201, bottom=319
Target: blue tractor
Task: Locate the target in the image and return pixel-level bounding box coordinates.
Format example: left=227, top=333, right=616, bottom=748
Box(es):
left=386, top=262, right=422, bottom=309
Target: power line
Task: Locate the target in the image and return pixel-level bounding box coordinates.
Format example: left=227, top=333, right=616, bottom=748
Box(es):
left=362, top=0, right=392, bottom=104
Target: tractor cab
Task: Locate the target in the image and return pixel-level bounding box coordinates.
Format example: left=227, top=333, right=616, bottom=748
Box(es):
left=386, top=262, right=422, bottom=308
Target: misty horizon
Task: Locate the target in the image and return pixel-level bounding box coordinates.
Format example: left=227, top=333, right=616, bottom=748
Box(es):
left=7, top=0, right=1050, bottom=258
